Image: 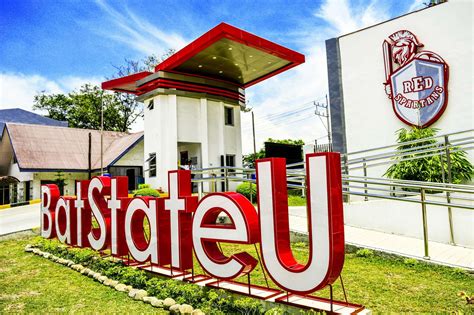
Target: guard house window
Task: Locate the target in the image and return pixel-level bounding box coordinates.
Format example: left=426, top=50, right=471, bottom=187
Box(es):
left=147, top=153, right=157, bottom=177
left=224, top=107, right=234, bottom=126
left=226, top=154, right=236, bottom=174
left=147, top=99, right=154, bottom=110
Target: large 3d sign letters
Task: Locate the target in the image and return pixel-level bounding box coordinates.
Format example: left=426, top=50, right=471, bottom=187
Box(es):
left=40, top=153, right=344, bottom=296
left=41, top=184, right=59, bottom=238
left=256, top=153, right=344, bottom=293
left=125, top=197, right=159, bottom=263
left=87, top=176, right=112, bottom=250
left=165, top=171, right=197, bottom=271
left=192, top=192, right=259, bottom=279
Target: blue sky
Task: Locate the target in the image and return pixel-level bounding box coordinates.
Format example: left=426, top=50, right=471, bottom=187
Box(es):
left=0, top=0, right=424, bottom=153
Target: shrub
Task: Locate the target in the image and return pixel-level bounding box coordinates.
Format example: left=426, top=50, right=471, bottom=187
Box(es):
left=31, top=238, right=279, bottom=314
left=120, top=267, right=148, bottom=289
left=385, top=127, right=473, bottom=183
left=403, top=258, right=419, bottom=267
left=233, top=297, right=264, bottom=315
left=355, top=248, right=374, bottom=258
left=236, top=182, right=257, bottom=201
left=133, top=188, right=160, bottom=197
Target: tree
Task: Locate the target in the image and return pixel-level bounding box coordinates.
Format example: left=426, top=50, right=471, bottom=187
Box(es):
left=54, top=171, right=66, bottom=195
left=384, top=127, right=473, bottom=183
left=34, top=50, right=177, bottom=132
left=242, top=138, right=305, bottom=168
left=34, top=84, right=129, bottom=132
left=106, top=49, right=177, bottom=131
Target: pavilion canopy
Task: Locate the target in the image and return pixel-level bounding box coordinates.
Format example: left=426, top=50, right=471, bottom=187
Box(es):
left=102, top=23, right=305, bottom=94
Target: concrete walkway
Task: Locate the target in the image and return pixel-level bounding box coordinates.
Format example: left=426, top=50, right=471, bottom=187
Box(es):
left=0, top=203, right=40, bottom=236
left=289, top=206, right=474, bottom=270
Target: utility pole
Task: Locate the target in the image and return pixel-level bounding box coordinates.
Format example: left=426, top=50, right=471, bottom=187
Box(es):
left=251, top=111, right=257, bottom=157
left=325, top=94, right=331, bottom=146
left=100, top=93, right=104, bottom=175
left=314, top=95, right=332, bottom=150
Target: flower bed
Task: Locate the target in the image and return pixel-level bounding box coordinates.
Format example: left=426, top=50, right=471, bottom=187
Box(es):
left=25, top=237, right=283, bottom=315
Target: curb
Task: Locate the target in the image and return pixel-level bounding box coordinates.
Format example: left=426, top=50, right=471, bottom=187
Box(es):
left=24, top=244, right=204, bottom=314
left=0, top=199, right=41, bottom=210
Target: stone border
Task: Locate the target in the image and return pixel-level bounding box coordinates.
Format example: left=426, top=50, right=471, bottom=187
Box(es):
left=24, top=244, right=204, bottom=315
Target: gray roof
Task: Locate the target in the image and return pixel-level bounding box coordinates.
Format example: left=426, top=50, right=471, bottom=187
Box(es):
left=0, top=108, right=68, bottom=137
left=4, top=123, right=143, bottom=171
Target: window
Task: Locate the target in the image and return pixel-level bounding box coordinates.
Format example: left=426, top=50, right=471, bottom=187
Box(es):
left=226, top=154, right=236, bottom=174
left=147, top=153, right=157, bottom=177
left=224, top=106, right=234, bottom=126
left=147, top=99, right=154, bottom=110
left=225, top=154, right=235, bottom=167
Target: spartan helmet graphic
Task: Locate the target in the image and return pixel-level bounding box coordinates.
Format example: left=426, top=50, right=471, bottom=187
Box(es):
left=389, top=30, right=423, bottom=66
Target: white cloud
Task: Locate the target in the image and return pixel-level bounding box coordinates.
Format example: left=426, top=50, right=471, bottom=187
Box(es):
left=93, top=0, right=188, bottom=56
left=241, top=0, right=390, bottom=154
left=408, top=0, right=426, bottom=13
left=0, top=72, right=103, bottom=112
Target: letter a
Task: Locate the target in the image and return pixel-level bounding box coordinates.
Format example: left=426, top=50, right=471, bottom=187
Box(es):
left=256, top=152, right=345, bottom=294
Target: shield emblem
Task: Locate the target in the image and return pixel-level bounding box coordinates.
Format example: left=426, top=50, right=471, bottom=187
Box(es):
left=390, top=58, right=448, bottom=127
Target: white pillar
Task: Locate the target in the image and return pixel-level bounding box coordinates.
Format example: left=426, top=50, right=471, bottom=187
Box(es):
left=200, top=98, right=210, bottom=192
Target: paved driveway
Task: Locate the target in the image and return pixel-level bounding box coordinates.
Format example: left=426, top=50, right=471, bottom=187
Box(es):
left=0, top=203, right=40, bottom=236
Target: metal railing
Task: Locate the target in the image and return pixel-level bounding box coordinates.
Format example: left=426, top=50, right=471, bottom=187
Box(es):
left=341, top=129, right=474, bottom=172
left=191, top=164, right=473, bottom=259
left=191, top=129, right=474, bottom=259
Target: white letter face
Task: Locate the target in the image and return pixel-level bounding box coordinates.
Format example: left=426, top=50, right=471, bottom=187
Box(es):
left=41, top=185, right=59, bottom=238
left=125, top=198, right=158, bottom=263
left=108, top=178, right=122, bottom=255
left=41, top=185, right=53, bottom=238
left=74, top=182, right=84, bottom=247
left=55, top=198, right=70, bottom=243
left=192, top=193, right=259, bottom=279
left=87, top=178, right=107, bottom=250
left=256, top=153, right=345, bottom=294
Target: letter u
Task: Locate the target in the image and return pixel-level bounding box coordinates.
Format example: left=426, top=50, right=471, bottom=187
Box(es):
left=256, top=153, right=345, bottom=294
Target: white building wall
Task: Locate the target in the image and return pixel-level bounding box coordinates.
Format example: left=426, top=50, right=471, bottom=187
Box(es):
left=113, top=140, right=144, bottom=167
left=338, top=0, right=473, bottom=178
left=344, top=197, right=474, bottom=248
left=144, top=93, right=242, bottom=192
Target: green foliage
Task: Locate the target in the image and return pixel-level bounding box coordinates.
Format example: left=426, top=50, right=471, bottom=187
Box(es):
left=120, top=267, right=148, bottom=289
left=242, top=138, right=305, bottom=168
left=355, top=248, right=374, bottom=258
left=233, top=297, right=264, bottom=315
left=31, top=238, right=269, bottom=314
left=236, top=182, right=257, bottom=201
left=133, top=188, right=160, bottom=197
left=385, top=127, right=473, bottom=183
left=403, top=258, right=419, bottom=267
left=22, top=235, right=474, bottom=313
left=265, top=308, right=287, bottom=315
left=288, top=195, right=306, bottom=206
left=33, top=84, right=139, bottom=132
left=54, top=171, right=66, bottom=195
left=138, top=183, right=150, bottom=189
left=242, top=151, right=265, bottom=168
left=266, top=138, right=305, bottom=146
left=1, top=238, right=163, bottom=313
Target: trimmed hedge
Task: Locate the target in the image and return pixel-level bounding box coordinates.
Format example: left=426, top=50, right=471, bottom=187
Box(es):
left=236, top=182, right=257, bottom=201
left=133, top=188, right=160, bottom=197
left=31, top=237, right=282, bottom=314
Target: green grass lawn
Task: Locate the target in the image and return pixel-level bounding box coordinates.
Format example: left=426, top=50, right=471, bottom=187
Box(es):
left=0, top=234, right=166, bottom=314
left=195, top=242, right=473, bottom=313
left=1, top=232, right=472, bottom=313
